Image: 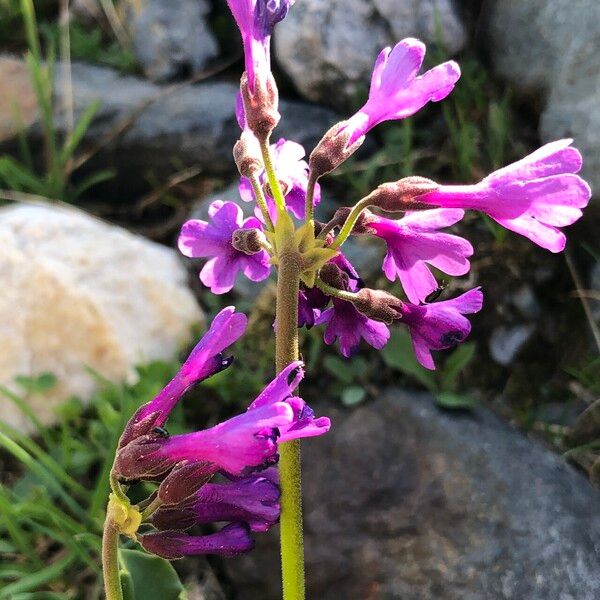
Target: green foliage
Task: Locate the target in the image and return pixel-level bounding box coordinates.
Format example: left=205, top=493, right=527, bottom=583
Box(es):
left=119, top=549, right=186, bottom=600
left=0, top=360, right=178, bottom=598
left=323, top=354, right=371, bottom=406
left=382, top=328, right=476, bottom=409
left=42, top=20, right=138, bottom=74
left=0, top=0, right=115, bottom=204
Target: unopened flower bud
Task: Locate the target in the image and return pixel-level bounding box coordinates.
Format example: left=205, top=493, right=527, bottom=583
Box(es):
left=319, top=263, right=349, bottom=291
left=157, top=461, right=214, bottom=505
left=113, top=436, right=175, bottom=482
left=353, top=288, right=405, bottom=324
left=231, top=228, right=265, bottom=255
left=330, top=207, right=376, bottom=235
left=309, top=121, right=365, bottom=179
left=240, top=72, right=280, bottom=141
left=365, top=177, right=440, bottom=212
left=233, top=131, right=263, bottom=178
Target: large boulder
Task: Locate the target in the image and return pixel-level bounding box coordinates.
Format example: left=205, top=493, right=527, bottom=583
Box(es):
left=45, top=62, right=338, bottom=195
left=0, top=202, right=202, bottom=433
left=274, top=0, right=466, bottom=108
left=227, top=391, right=600, bottom=599
left=130, top=0, right=219, bottom=82
left=483, top=0, right=600, bottom=199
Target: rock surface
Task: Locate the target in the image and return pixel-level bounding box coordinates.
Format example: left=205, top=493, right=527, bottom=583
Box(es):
left=0, top=203, right=202, bottom=433
left=226, top=391, right=600, bottom=599
left=0, top=56, right=37, bottom=143
left=42, top=62, right=338, bottom=194
left=275, top=0, right=466, bottom=107
left=484, top=0, right=600, bottom=196
left=131, top=0, right=219, bottom=82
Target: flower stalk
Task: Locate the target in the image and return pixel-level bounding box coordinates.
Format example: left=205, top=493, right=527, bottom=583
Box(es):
left=102, top=516, right=123, bottom=600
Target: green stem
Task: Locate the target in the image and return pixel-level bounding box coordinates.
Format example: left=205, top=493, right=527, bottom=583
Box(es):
left=329, top=197, right=372, bottom=250
left=315, top=278, right=358, bottom=303
left=260, top=138, right=287, bottom=214
left=249, top=173, right=275, bottom=232
left=140, top=496, right=164, bottom=521
left=102, top=516, right=123, bottom=600
left=275, top=249, right=304, bottom=600
left=304, top=172, right=318, bottom=232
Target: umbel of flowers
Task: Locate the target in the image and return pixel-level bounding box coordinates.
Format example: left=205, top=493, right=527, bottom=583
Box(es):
left=101, top=1, right=590, bottom=599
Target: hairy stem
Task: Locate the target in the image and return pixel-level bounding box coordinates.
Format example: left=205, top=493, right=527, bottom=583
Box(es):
left=260, top=138, right=287, bottom=213
left=249, top=173, right=275, bottom=231
left=102, top=516, right=123, bottom=600
left=329, top=197, right=372, bottom=250
left=304, top=172, right=318, bottom=233
left=315, top=278, right=358, bottom=303
left=275, top=249, right=304, bottom=600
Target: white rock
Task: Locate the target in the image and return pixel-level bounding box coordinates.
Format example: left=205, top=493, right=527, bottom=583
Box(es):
left=0, top=203, right=203, bottom=433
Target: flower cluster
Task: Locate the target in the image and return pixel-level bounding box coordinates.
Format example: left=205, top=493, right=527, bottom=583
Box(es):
left=112, top=307, right=329, bottom=558
left=179, top=25, right=590, bottom=369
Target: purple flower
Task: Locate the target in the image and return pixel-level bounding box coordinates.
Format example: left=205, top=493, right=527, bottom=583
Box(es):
left=417, top=139, right=591, bottom=252
left=368, top=209, right=473, bottom=304
left=400, top=288, right=483, bottom=370
left=239, top=138, right=321, bottom=220
left=316, top=298, right=390, bottom=358
left=343, top=39, right=460, bottom=146
left=179, top=200, right=271, bottom=294
left=115, top=361, right=329, bottom=479
left=298, top=285, right=329, bottom=327
left=151, top=474, right=279, bottom=533
left=140, top=523, right=253, bottom=559
left=226, top=0, right=295, bottom=91
left=120, top=307, right=247, bottom=447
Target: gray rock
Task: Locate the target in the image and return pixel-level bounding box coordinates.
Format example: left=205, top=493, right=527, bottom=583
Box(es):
left=131, top=0, right=219, bottom=82
left=489, top=324, right=534, bottom=366
left=483, top=0, right=600, bottom=98
left=226, top=391, right=600, bottom=599
left=45, top=62, right=338, bottom=195
left=539, top=28, right=600, bottom=199
left=275, top=0, right=466, bottom=107
left=484, top=1, right=600, bottom=198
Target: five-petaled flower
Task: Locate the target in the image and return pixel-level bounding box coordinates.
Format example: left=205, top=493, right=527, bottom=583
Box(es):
left=178, top=200, right=271, bottom=294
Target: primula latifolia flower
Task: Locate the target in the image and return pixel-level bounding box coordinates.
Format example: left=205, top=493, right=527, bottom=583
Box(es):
left=344, top=38, right=460, bottom=146
left=119, top=306, right=247, bottom=447
left=309, top=38, right=460, bottom=178
left=367, top=208, right=473, bottom=304
left=178, top=200, right=271, bottom=294
left=239, top=138, right=321, bottom=220
left=140, top=523, right=254, bottom=559
left=115, top=361, right=329, bottom=480
left=114, top=310, right=329, bottom=559
left=399, top=288, right=483, bottom=370
left=416, top=139, right=591, bottom=252
left=151, top=473, right=279, bottom=533
left=316, top=298, right=390, bottom=358
left=226, top=0, right=295, bottom=91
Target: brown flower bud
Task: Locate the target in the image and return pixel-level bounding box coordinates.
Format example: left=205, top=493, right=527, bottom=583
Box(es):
left=353, top=288, right=405, bottom=324
left=240, top=72, right=281, bottom=141
left=233, top=131, right=263, bottom=178
left=157, top=461, right=214, bottom=505
left=319, top=263, right=349, bottom=291
left=309, top=121, right=365, bottom=179
left=113, top=436, right=176, bottom=482
left=231, top=228, right=265, bottom=255
left=364, top=177, right=439, bottom=212
left=330, top=207, right=376, bottom=235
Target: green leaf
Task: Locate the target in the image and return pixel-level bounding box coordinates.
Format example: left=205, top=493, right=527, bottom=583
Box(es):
left=439, top=342, right=475, bottom=392
left=14, top=373, right=57, bottom=393
left=381, top=329, right=437, bottom=392
left=435, top=392, right=476, bottom=410
left=119, top=549, right=186, bottom=600
left=323, top=356, right=355, bottom=385
left=341, top=386, right=366, bottom=406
